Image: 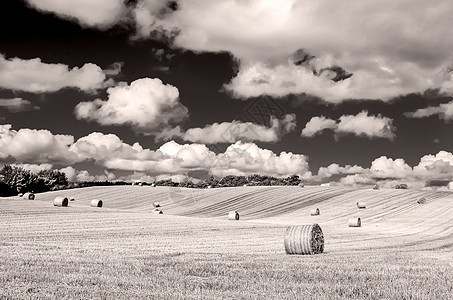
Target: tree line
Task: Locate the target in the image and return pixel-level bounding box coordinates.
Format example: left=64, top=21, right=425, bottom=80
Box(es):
left=0, top=164, right=302, bottom=197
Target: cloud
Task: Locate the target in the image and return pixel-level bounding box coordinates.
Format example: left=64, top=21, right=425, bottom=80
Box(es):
left=0, top=124, right=78, bottom=165
left=12, top=163, right=53, bottom=173
left=301, top=116, right=336, bottom=138
left=129, top=0, right=453, bottom=102
left=337, top=111, right=396, bottom=139
left=213, top=141, right=311, bottom=178
left=0, top=98, right=39, bottom=113
left=75, top=78, right=188, bottom=134
left=159, top=114, right=296, bottom=143
left=316, top=163, right=367, bottom=180
left=0, top=54, right=117, bottom=93
left=132, top=0, right=177, bottom=39
left=302, top=111, right=395, bottom=140
left=6, top=125, right=453, bottom=187
left=25, top=0, right=128, bottom=29
left=404, top=101, right=453, bottom=121
left=59, top=166, right=116, bottom=182
left=370, top=156, right=412, bottom=179
left=317, top=151, right=453, bottom=188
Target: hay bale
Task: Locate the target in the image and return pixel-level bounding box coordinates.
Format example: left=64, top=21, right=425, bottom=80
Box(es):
left=299, top=183, right=305, bottom=188
left=90, top=199, right=103, bottom=207
left=53, top=196, right=68, bottom=207
left=417, top=197, right=426, bottom=204
left=153, top=202, right=161, bottom=208
left=373, top=185, right=380, bottom=190
left=23, top=193, right=35, bottom=200
left=138, top=182, right=143, bottom=186
left=153, top=208, right=163, bottom=214
left=356, top=202, right=366, bottom=209
left=310, top=208, right=320, bottom=216
left=151, top=183, right=156, bottom=187
left=284, top=224, right=324, bottom=255
left=228, top=210, right=240, bottom=220
left=18, top=193, right=23, bottom=197
left=69, top=197, right=75, bottom=201
left=348, top=218, right=361, bottom=227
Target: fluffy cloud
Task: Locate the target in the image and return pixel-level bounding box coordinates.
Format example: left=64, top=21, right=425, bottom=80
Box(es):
left=337, top=111, right=395, bottom=139
left=316, top=163, right=367, bottom=180
left=59, top=166, right=116, bottom=182
left=370, top=156, right=412, bottom=179
left=0, top=98, right=39, bottom=113
left=213, top=142, right=311, bottom=178
left=301, top=116, right=336, bottom=138
left=302, top=111, right=395, bottom=139
left=130, top=0, right=453, bottom=102
left=13, top=163, right=53, bottom=173
left=23, top=0, right=453, bottom=101
left=0, top=54, right=117, bottom=93
left=318, top=151, right=453, bottom=188
left=75, top=78, right=188, bottom=133
left=159, top=114, right=296, bottom=143
left=0, top=124, right=78, bottom=165
left=25, top=0, right=127, bottom=29
left=1, top=124, right=310, bottom=178
left=404, top=101, right=453, bottom=121
left=413, top=151, right=453, bottom=179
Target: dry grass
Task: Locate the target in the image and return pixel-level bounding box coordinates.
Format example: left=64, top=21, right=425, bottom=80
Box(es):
left=1, top=186, right=453, bottom=299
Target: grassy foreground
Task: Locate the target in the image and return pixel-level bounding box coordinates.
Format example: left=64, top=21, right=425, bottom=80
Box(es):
left=1, top=247, right=453, bottom=299
left=1, top=186, right=453, bottom=299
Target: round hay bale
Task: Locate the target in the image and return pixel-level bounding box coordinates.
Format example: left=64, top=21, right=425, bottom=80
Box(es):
left=138, top=182, right=143, bottom=186
left=356, top=202, right=366, bottom=209
left=18, top=193, right=23, bottom=197
left=299, top=183, right=305, bottom=188
left=69, top=197, right=75, bottom=201
left=153, top=202, right=161, bottom=208
left=153, top=209, right=163, bottom=214
left=284, top=224, right=324, bottom=255
left=53, top=196, right=68, bottom=207
left=90, top=199, right=103, bottom=207
left=23, top=192, right=35, bottom=200
left=373, top=185, right=380, bottom=190
left=151, top=183, right=156, bottom=187
left=348, top=218, right=361, bottom=227
left=310, top=208, right=320, bottom=216
left=228, top=211, right=240, bottom=220
left=417, top=197, right=426, bottom=204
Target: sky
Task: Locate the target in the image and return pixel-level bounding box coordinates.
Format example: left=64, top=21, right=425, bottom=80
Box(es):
left=1, top=0, right=453, bottom=189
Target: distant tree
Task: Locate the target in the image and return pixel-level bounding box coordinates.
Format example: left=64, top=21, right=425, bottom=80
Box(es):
left=286, top=175, right=301, bottom=186
left=395, top=183, right=408, bottom=189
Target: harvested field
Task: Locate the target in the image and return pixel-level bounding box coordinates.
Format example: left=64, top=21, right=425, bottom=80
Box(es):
left=1, top=185, right=453, bottom=299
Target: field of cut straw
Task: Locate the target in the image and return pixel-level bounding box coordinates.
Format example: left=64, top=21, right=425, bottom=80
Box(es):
left=1, top=186, right=453, bottom=299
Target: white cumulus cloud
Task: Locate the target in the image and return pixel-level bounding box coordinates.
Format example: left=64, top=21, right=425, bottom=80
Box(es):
left=25, top=0, right=127, bottom=29
left=404, top=101, right=453, bottom=121
left=0, top=54, right=117, bottom=93
left=131, top=0, right=453, bottom=102
left=159, top=114, right=296, bottom=143
left=75, top=78, right=188, bottom=133
left=301, top=116, right=336, bottom=138
left=0, top=124, right=78, bottom=165
left=0, top=98, right=39, bottom=113
left=302, top=111, right=395, bottom=140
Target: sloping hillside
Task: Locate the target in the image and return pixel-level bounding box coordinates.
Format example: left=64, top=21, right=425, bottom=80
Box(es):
left=4, top=185, right=453, bottom=253
left=8, top=185, right=452, bottom=228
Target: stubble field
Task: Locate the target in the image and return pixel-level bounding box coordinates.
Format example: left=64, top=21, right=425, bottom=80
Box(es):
left=1, top=186, right=453, bottom=299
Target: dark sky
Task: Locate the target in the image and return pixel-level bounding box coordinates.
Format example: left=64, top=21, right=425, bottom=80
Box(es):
left=1, top=0, right=453, bottom=187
